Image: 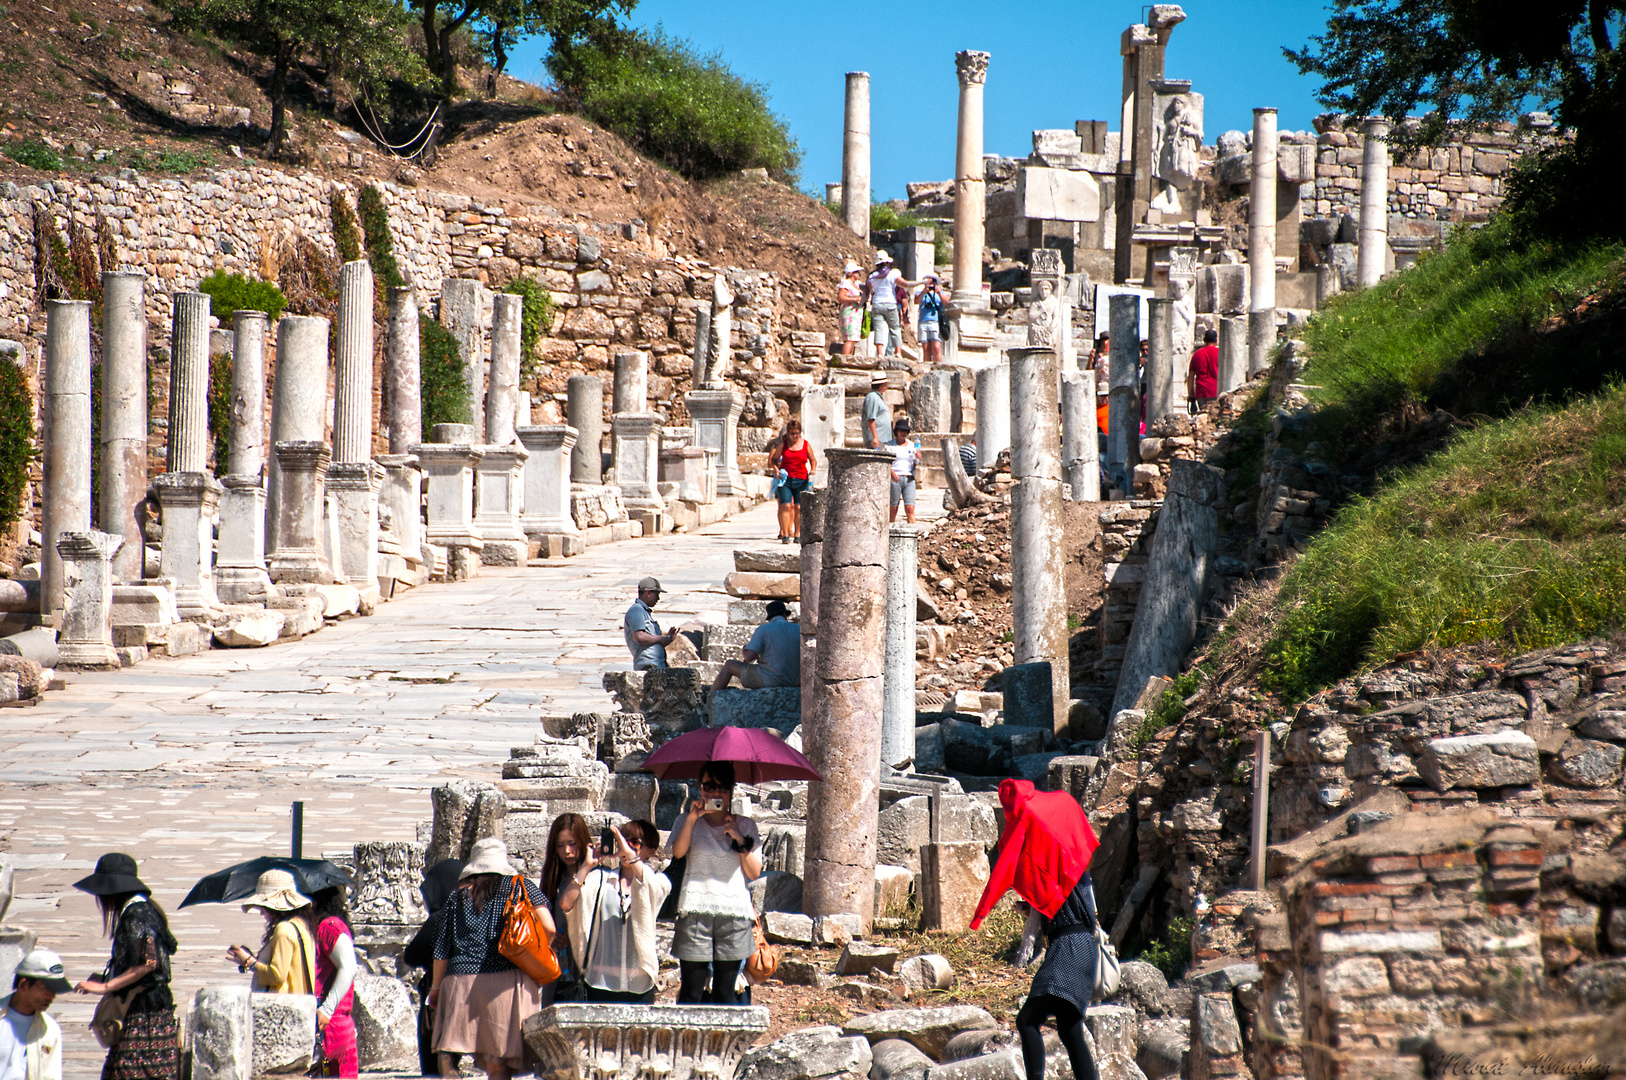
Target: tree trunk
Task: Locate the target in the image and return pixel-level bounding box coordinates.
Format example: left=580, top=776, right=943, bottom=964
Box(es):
left=941, top=436, right=999, bottom=508
left=267, top=44, right=292, bottom=157
left=437, top=23, right=459, bottom=98
left=420, top=0, right=442, bottom=79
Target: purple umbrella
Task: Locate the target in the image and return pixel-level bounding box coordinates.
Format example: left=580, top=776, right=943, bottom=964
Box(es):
left=641, top=726, right=823, bottom=784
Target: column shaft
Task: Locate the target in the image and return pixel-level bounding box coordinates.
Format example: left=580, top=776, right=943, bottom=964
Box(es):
left=1060, top=372, right=1099, bottom=502
left=229, top=310, right=269, bottom=477
left=882, top=525, right=918, bottom=770
left=1218, top=315, right=1247, bottom=394
left=167, top=291, right=211, bottom=473
left=334, top=260, right=375, bottom=463
left=1248, top=107, right=1278, bottom=374
left=841, top=72, right=871, bottom=239
left=440, top=278, right=487, bottom=438
left=566, top=375, right=604, bottom=485
left=973, top=359, right=1010, bottom=467
left=951, top=52, right=990, bottom=302
left=268, top=316, right=332, bottom=549
left=612, top=350, right=648, bottom=415
left=1358, top=118, right=1390, bottom=288
left=387, top=286, right=422, bottom=453
left=487, top=292, right=523, bottom=446
left=1105, top=295, right=1141, bottom=491
left=1008, top=347, right=1069, bottom=733
left=42, top=300, right=94, bottom=618
left=100, top=271, right=148, bottom=583
left=1145, top=297, right=1174, bottom=422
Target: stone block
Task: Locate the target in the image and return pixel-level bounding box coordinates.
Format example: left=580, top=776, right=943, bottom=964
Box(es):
left=877, top=795, right=930, bottom=873
left=835, top=942, right=900, bottom=977
left=765, top=912, right=815, bottom=945
left=940, top=1030, right=1019, bottom=1064
left=1418, top=730, right=1540, bottom=791
left=527, top=1003, right=769, bottom=1080
left=740, top=1026, right=873, bottom=1080
left=703, top=622, right=756, bottom=662
left=872, top=1039, right=936, bottom=1080
left=1002, top=663, right=1055, bottom=728
left=844, top=1006, right=997, bottom=1059
left=735, top=547, right=801, bottom=574
left=313, top=583, right=361, bottom=617
left=351, top=973, right=417, bottom=1070
left=1192, top=993, right=1242, bottom=1059
left=724, top=572, right=800, bottom=599
left=898, top=954, right=955, bottom=995
left=1083, top=1005, right=1138, bottom=1071
left=1577, top=710, right=1626, bottom=742
left=604, top=773, right=659, bottom=819
left=1550, top=737, right=1625, bottom=789
left=750, top=870, right=804, bottom=915
left=730, top=600, right=799, bottom=625
left=1046, top=756, right=1097, bottom=802
left=349, top=841, right=427, bottom=926
left=709, top=687, right=802, bottom=734
left=250, top=993, right=317, bottom=1075
left=937, top=795, right=999, bottom=847
left=1016, top=167, right=1101, bottom=222
left=190, top=985, right=252, bottom=1080
left=212, top=610, right=284, bottom=648
left=0, top=927, right=38, bottom=1005
left=919, top=843, right=991, bottom=932
left=875, top=865, right=913, bottom=920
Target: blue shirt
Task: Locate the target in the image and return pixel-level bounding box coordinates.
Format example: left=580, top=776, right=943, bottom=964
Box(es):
left=743, top=617, right=801, bottom=688
left=861, top=391, right=893, bottom=448
left=624, top=599, right=667, bottom=669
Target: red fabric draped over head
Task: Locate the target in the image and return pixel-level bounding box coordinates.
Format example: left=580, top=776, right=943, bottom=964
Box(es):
left=969, top=779, right=1099, bottom=930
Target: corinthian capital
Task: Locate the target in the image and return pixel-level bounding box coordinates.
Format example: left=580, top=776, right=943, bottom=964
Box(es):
left=955, top=51, right=990, bottom=87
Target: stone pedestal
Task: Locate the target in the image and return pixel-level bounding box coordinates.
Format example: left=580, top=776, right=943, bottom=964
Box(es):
left=909, top=370, right=962, bottom=434
left=1106, top=295, right=1142, bottom=493
left=472, top=446, right=529, bottom=566
left=1009, top=346, right=1069, bottom=733
left=801, top=384, right=846, bottom=459
left=269, top=316, right=332, bottom=553
left=842, top=72, right=871, bottom=238
left=973, top=359, right=1010, bottom=467
left=920, top=842, right=991, bottom=932
left=329, top=461, right=384, bottom=600
left=1218, top=315, right=1247, bottom=395
left=415, top=433, right=485, bottom=578
left=1145, top=297, right=1174, bottom=422
left=658, top=433, right=711, bottom=505
left=1060, top=372, right=1100, bottom=502
left=101, top=271, right=149, bottom=583
left=611, top=412, right=665, bottom=534
left=566, top=375, right=604, bottom=485
left=523, top=1004, right=769, bottom=1080
left=951, top=51, right=990, bottom=304
left=42, top=299, right=93, bottom=620
left=167, top=291, right=211, bottom=473
left=805, top=447, right=894, bottom=932
left=1358, top=117, right=1390, bottom=289
left=440, top=278, right=488, bottom=438
left=1248, top=107, right=1278, bottom=374
left=375, top=454, right=427, bottom=587
left=487, top=292, right=523, bottom=446
left=882, top=525, right=919, bottom=771
left=686, top=390, right=745, bottom=497
left=387, top=287, right=422, bottom=454
left=216, top=475, right=271, bottom=604
left=155, top=471, right=225, bottom=616
left=612, top=351, right=648, bottom=415
left=945, top=304, right=997, bottom=367
left=56, top=530, right=123, bottom=670
left=334, top=260, right=375, bottom=464
left=267, top=442, right=334, bottom=584
left=518, top=426, right=582, bottom=556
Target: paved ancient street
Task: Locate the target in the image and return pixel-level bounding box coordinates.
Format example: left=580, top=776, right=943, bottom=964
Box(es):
left=0, top=502, right=783, bottom=1073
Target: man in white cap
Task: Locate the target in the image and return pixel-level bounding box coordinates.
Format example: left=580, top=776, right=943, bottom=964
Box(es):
left=625, top=577, right=680, bottom=670
left=861, top=372, right=893, bottom=449
left=1, top=949, right=69, bottom=1080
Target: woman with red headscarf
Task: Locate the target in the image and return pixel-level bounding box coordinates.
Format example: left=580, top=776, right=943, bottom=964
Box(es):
left=971, top=780, right=1102, bottom=1080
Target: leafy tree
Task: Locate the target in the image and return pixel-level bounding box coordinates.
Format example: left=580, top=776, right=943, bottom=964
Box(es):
left=180, top=0, right=422, bottom=155
left=411, top=0, right=633, bottom=99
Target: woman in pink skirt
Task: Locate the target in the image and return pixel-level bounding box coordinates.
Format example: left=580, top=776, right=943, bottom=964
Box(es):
left=310, top=886, right=358, bottom=1077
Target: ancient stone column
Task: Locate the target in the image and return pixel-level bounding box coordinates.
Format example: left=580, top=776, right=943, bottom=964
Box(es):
left=440, top=278, right=488, bottom=439
left=100, top=271, right=148, bottom=583
left=685, top=390, right=745, bottom=497
left=267, top=441, right=333, bottom=583
left=216, top=310, right=272, bottom=603
left=908, top=370, right=961, bottom=434
left=612, top=350, right=648, bottom=415
left=1167, top=247, right=1198, bottom=412
left=1106, top=295, right=1141, bottom=493
left=1218, top=315, right=1247, bottom=395
left=690, top=304, right=712, bottom=388
left=42, top=299, right=93, bottom=619
left=611, top=412, right=665, bottom=535
left=518, top=425, right=583, bottom=557
left=1358, top=117, right=1390, bottom=289
left=487, top=292, right=522, bottom=446
left=55, top=531, right=122, bottom=670
left=334, top=260, right=375, bottom=464
left=228, top=311, right=269, bottom=478
left=1145, top=297, right=1174, bottom=422
left=974, top=359, right=1010, bottom=467
left=566, top=375, right=604, bottom=485
left=951, top=51, right=991, bottom=303
left=268, top=316, right=332, bottom=551
left=416, top=424, right=485, bottom=581
left=387, top=286, right=422, bottom=454
left=799, top=489, right=826, bottom=725
left=841, top=72, right=871, bottom=239
left=1248, top=107, right=1278, bottom=375
left=1060, top=372, right=1100, bottom=502
left=167, top=291, right=211, bottom=473
left=805, top=447, right=893, bottom=932
left=882, top=524, right=918, bottom=771
left=1008, top=346, right=1069, bottom=733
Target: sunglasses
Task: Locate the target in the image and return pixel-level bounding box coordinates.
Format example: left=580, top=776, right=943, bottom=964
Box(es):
left=699, top=782, right=729, bottom=792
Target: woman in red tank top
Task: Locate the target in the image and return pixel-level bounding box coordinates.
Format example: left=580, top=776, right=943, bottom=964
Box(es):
left=769, top=420, right=818, bottom=543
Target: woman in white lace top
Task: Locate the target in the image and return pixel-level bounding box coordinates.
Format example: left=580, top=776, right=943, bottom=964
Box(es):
left=668, top=762, right=761, bottom=1004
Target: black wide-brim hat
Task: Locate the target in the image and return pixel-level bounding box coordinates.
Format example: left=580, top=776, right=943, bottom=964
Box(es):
left=73, top=853, right=150, bottom=896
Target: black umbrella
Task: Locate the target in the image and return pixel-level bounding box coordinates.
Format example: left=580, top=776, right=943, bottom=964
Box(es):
left=179, top=857, right=354, bottom=909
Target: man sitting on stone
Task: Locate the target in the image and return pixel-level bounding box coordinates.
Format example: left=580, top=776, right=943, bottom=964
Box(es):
left=710, top=601, right=800, bottom=697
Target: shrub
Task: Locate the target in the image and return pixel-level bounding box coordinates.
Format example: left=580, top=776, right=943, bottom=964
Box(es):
left=207, top=352, right=232, bottom=469
left=0, top=356, right=35, bottom=537
left=554, top=29, right=801, bottom=184
left=4, top=138, right=63, bottom=171
left=870, top=203, right=951, bottom=266
left=356, top=185, right=405, bottom=289
left=198, top=271, right=287, bottom=321
left=154, top=149, right=211, bottom=173
left=501, top=276, right=554, bottom=382
left=1135, top=916, right=1194, bottom=980
left=420, top=318, right=472, bottom=430
left=331, top=194, right=363, bottom=263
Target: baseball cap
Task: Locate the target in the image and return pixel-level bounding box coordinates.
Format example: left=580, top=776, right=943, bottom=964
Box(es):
left=638, top=577, right=663, bottom=593
left=16, top=949, right=72, bottom=993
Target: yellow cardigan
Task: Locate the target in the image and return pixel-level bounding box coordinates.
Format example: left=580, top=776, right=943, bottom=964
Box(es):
left=252, top=918, right=317, bottom=994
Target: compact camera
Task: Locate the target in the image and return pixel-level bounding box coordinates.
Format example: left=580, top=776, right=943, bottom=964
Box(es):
left=705, top=797, right=727, bottom=813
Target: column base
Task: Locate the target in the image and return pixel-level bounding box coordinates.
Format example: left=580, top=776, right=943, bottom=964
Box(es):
left=268, top=547, right=335, bottom=585
left=57, top=641, right=122, bottom=671
left=216, top=566, right=274, bottom=605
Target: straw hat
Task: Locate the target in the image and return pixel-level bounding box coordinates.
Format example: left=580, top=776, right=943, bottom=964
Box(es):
left=240, top=869, right=312, bottom=913
left=458, top=838, right=517, bottom=879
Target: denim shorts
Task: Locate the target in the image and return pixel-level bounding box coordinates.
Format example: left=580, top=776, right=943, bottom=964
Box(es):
left=776, top=477, right=811, bottom=505
left=673, top=912, right=755, bottom=962
left=918, top=320, right=941, bottom=343
left=890, top=476, right=917, bottom=507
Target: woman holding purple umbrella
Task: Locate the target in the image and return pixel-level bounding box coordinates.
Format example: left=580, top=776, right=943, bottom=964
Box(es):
left=667, top=762, right=760, bottom=1005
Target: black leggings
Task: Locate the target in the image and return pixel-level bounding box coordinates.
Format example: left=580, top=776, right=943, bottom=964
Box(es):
left=677, top=959, right=741, bottom=1005
left=1016, top=994, right=1098, bottom=1080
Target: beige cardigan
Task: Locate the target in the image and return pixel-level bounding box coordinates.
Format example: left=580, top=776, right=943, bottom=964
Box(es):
left=565, top=864, right=671, bottom=990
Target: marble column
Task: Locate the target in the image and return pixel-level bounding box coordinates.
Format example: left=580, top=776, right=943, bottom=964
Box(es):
left=387, top=286, right=422, bottom=454
left=1008, top=346, right=1069, bottom=733
left=471, top=442, right=529, bottom=566
left=841, top=72, right=871, bottom=239
left=1168, top=248, right=1198, bottom=412
left=611, top=412, right=665, bottom=533
left=1060, top=372, right=1100, bottom=502
left=167, top=291, right=210, bottom=473
left=1145, top=297, right=1174, bottom=422
left=334, top=260, right=375, bottom=464
left=805, top=447, right=893, bottom=932
left=951, top=51, right=990, bottom=303
left=440, top=278, right=488, bottom=438
left=685, top=390, right=745, bottom=497
left=416, top=424, right=485, bottom=580
left=217, top=310, right=271, bottom=604
left=1248, top=107, right=1278, bottom=375
left=518, top=425, right=582, bottom=556
left=973, top=359, right=1010, bottom=467
left=612, top=350, right=648, bottom=415
left=882, top=524, right=918, bottom=772
left=100, top=271, right=148, bottom=583
left=268, top=316, right=331, bottom=551
left=267, top=441, right=333, bottom=583
left=799, top=489, right=825, bottom=728
left=42, top=299, right=93, bottom=620
left=1106, top=295, right=1141, bottom=493
left=690, top=304, right=712, bottom=389
left=54, top=530, right=121, bottom=666
left=487, top=292, right=523, bottom=446
left=1218, top=315, right=1247, bottom=395
left=1358, top=117, right=1390, bottom=289
left=55, top=531, right=122, bottom=670
left=566, top=375, right=604, bottom=485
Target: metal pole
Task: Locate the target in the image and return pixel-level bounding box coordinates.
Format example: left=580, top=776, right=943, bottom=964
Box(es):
left=291, top=801, right=304, bottom=859
left=1249, top=731, right=1271, bottom=890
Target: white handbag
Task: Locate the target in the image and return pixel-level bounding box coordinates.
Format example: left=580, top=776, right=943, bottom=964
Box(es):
left=1088, top=882, right=1122, bottom=1000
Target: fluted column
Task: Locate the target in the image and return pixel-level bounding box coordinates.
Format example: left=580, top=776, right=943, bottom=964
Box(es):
left=841, top=72, right=871, bottom=239
left=1248, top=107, right=1278, bottom=374
left=334, top=259, right=375, bottom=464
left=42, top=299, right=93, bottom=620
left=1060, top=371, right=1099, bottom=502
left=387, top=286, right=422, bottom=453
left=167, top=291, right=211, bottom=473
left=1358, top=117, right=1390, bottom=288
left=100, top=271, right=147, bottom=583
left=882, top=524, right=919, bottom=771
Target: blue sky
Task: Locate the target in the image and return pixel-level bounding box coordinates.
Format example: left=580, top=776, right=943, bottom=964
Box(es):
left=507, top=1, right=1336, bottom=201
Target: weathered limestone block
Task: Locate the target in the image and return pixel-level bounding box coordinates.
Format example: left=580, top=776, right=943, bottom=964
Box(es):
left=427, top=780, right=507, bottom=865
left=1418, top=730, right=1539, bottom=791
left=526, top=1004, right=769, bottom=1080
left=351, top=973, right=418, bottom=1070
left=899, top=954, right=955, bottom=995
left=250, top=993, right=317, bottom=1075
left=350, top=841, right=428, bottom=926
left=834, top=942, right=900, bottom=977
left=739, top=1026, right=872, bottom=1080
left=845, top=1006, right=997, bottom=1060
left=213, top=611, right=284, bottom=648
left=735, top=548, right=801, bottom=574
left=710, top=687, right=801, bottom=734
left=1550, top=737, right=1624, bottom=789
left=190, top=985, right=252, bottom=1080
left=877, top=796, right=930, bottom=874
left=919, top=843, right=990, bottom=933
